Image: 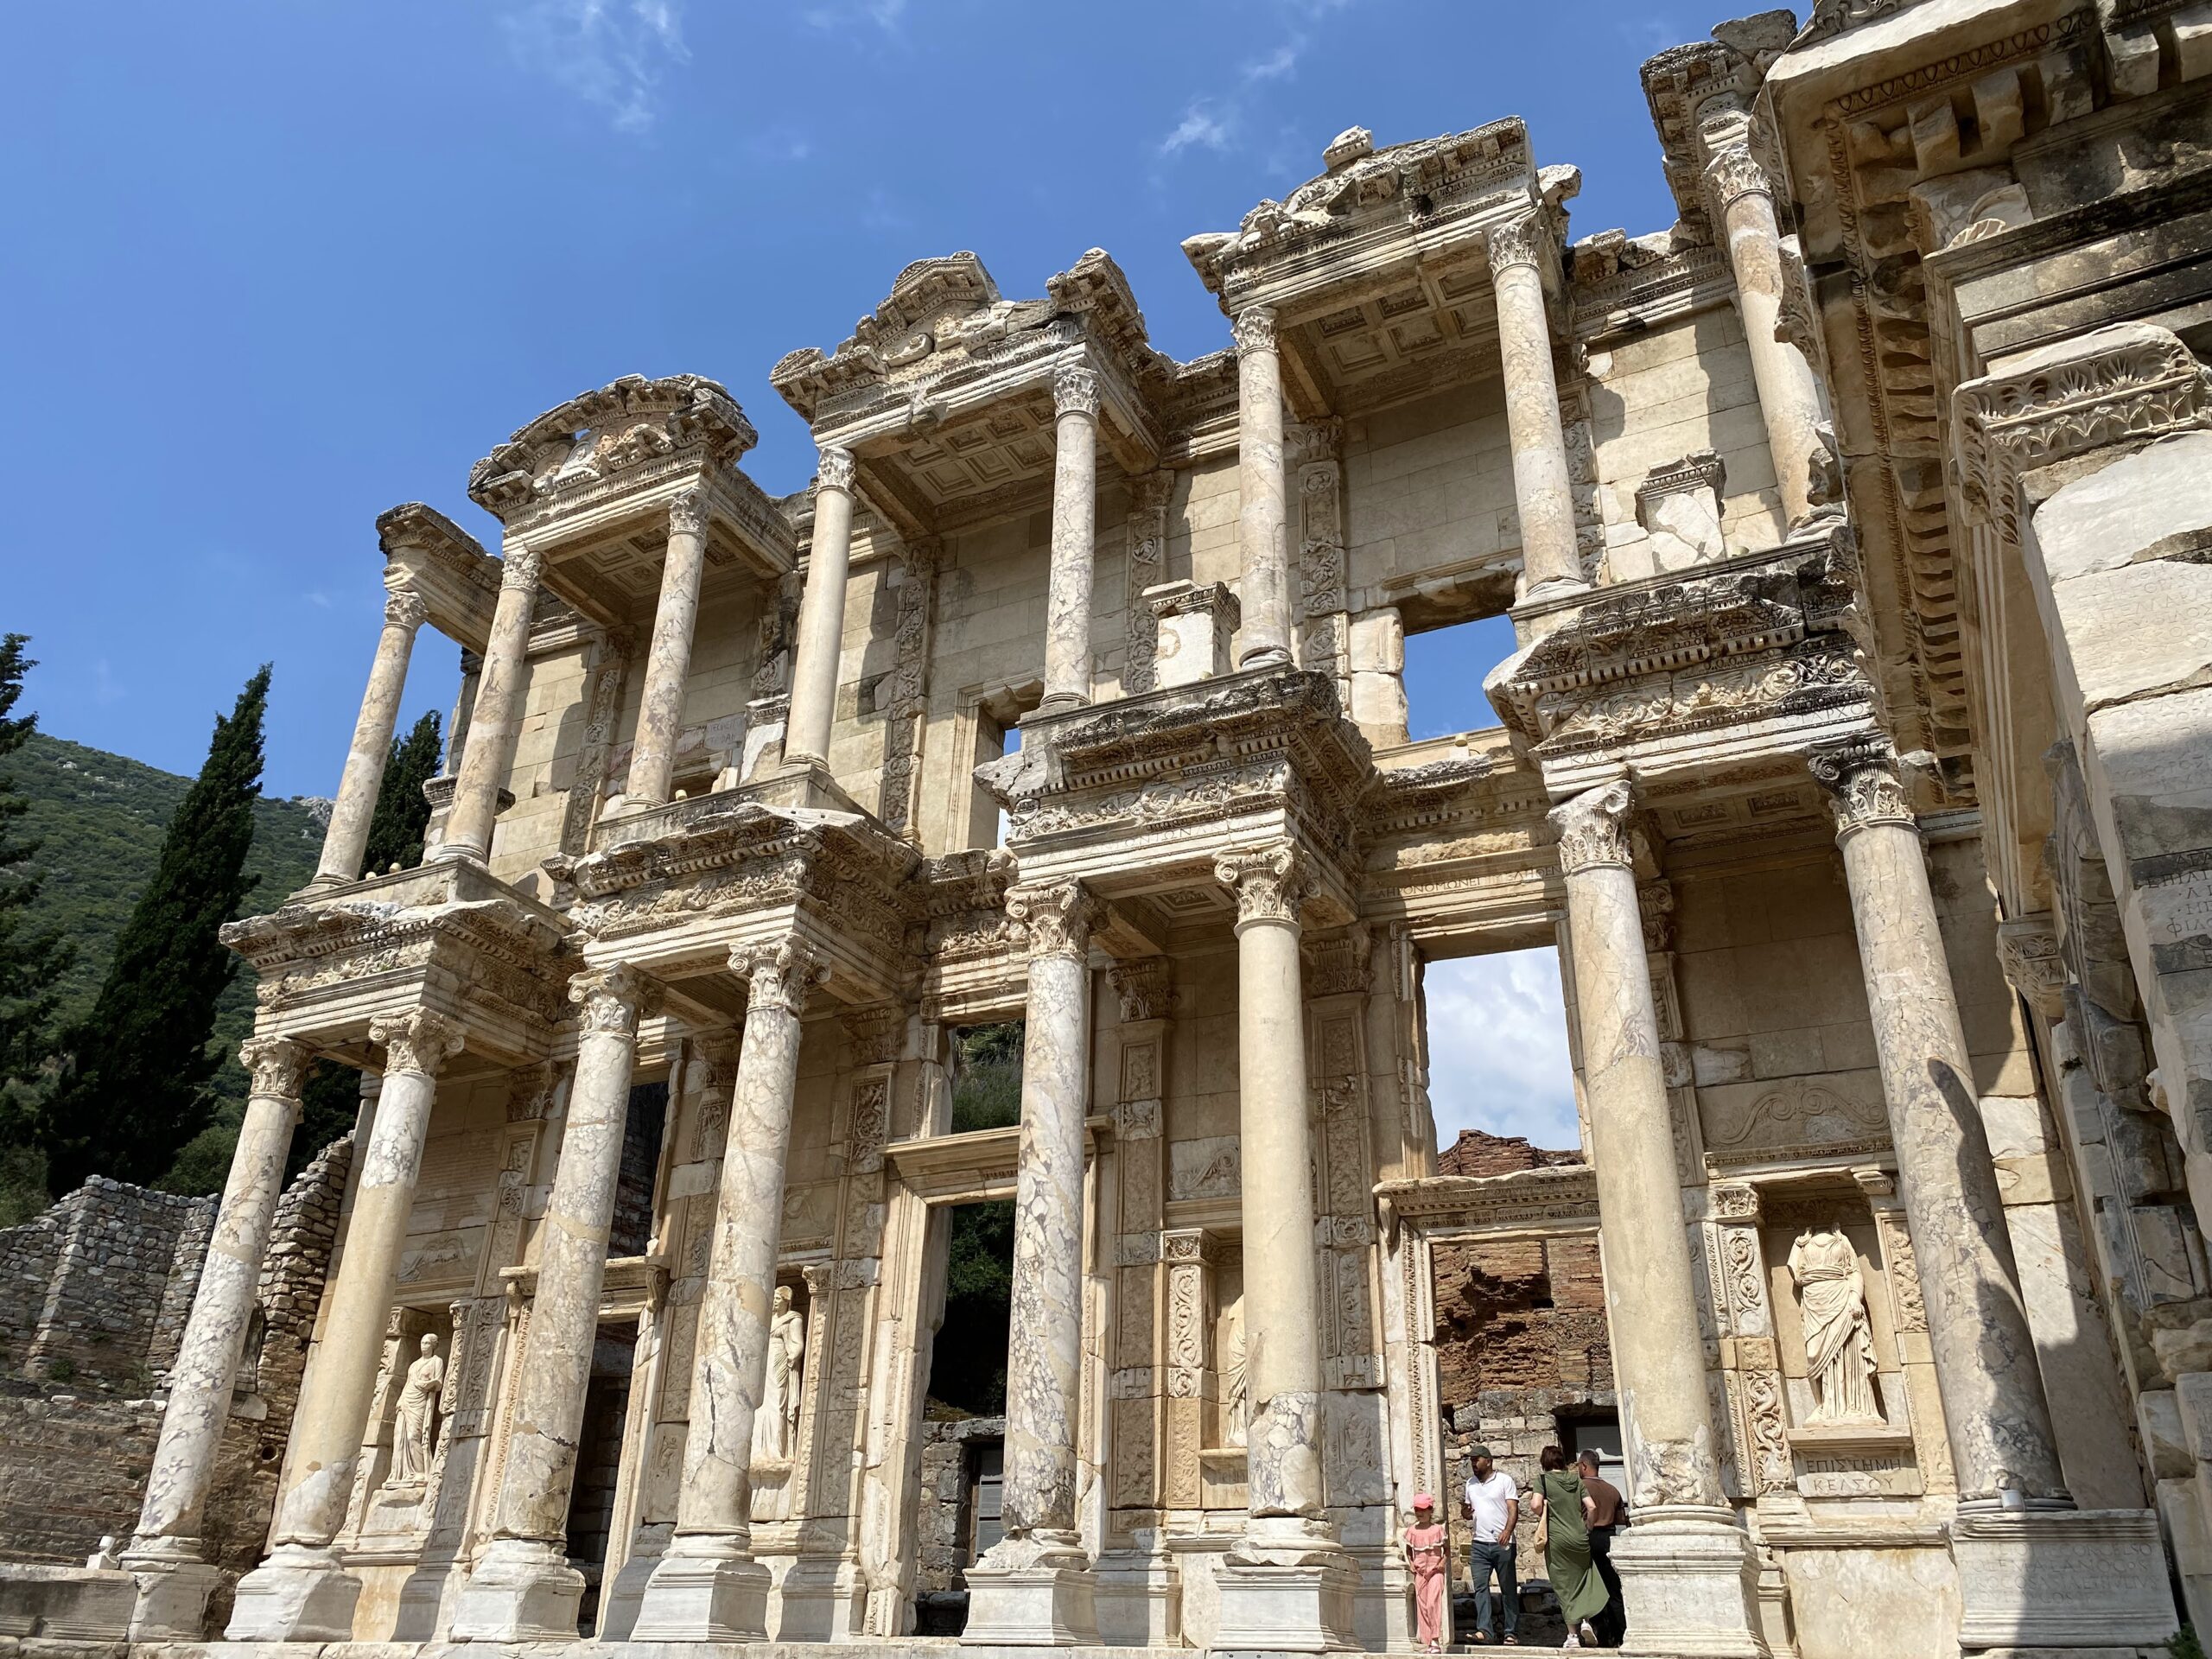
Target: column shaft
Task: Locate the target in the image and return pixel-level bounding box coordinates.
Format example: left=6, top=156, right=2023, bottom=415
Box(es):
left=315, top=590, right=425, bottom=886
left=634, top=941, right=824, bottom=1642
left=785, top=449, right=855, bottom=770
left=627, top=492, right=710, bottom=804
left=1233, top=309, right=1294, bottom=669
left=1712, top=151, right=1822, bottom=525
left=1817, top=745, right=2069, bottom=1504
left=123, top=1039, right=308, bottom=1633
left=1041, top=369, right=1100, bottom=711
left=442, top=548, right=542, bottom=862
left=1488, top=216, right=1585, bottom=596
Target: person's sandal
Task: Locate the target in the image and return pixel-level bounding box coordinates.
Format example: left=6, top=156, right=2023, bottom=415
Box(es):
left=1503, top=1637, right=1521, bottom=1646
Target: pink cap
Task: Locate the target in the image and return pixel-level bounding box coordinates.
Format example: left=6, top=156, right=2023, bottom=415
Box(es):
left=1413, top=1493, right=1435, bottom=1510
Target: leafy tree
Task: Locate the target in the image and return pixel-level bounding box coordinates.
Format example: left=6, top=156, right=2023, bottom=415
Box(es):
left=0, top=635, right=69, bottom=1091
left=38, top=667, right=270, bottom=1192
left=360, top=709, right=441, bottom=877
left=929, top=1199, right=1016, bottom=1415
left=949, top=1020, right=1024, bottom=1132
left=289, top=1060, right=364, bottom=1183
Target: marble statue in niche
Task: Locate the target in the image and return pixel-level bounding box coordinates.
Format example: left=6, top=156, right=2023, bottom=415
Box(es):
left=1220, top=1297, right=1249, bottom=1449
left=1789, top=1225, right=1878, bottom=1424
left=753, top=1284, right=806, bottom=1465
left=388, top=1332, right=445, bottom=1485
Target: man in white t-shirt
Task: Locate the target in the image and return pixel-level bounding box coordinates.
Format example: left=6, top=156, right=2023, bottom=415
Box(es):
left=1460, top=1446, right=1520, bottom=1643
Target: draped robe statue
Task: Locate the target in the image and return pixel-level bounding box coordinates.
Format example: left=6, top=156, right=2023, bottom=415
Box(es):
left=1789, top=1225, right=1879, bottom=1423
left=389, top=1332, right=445, bottom=1485
left=753, top=1286, right=805, bottom=1465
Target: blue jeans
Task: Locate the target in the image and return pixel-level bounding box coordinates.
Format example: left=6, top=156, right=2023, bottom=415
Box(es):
left=1469, top=1538, right=1517, bottom=1637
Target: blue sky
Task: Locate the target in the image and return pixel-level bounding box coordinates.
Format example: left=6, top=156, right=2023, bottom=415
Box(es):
left=3, top=0, right=1688, bottom=796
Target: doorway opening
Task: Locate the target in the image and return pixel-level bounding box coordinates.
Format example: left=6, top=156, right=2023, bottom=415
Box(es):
left=929, top=1199, right=1015, bottom=1418
left=610, top=1080, right=667, bottom=1258
left=565, top=1321, right=639, bottom=1635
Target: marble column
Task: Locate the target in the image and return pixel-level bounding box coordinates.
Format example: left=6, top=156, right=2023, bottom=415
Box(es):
left=225, top=1008, right=465, bottom=1642
left=440, top=545, right=543, bottom=864
left=785, top=448, right=855, bottom=772
left=1211, top=844, right=1356, bottom=1653
left=312, top=586, right=427, bottom=888
left=1549, top=779, right=1761, bottom=1656
left=626, top=489, right=710, bottom=805
left=1233, top=308, right=1294, bottom=670
left=633, top=938, right=827, bottom=1642
left=453, top=967, right=653, bottom=1640
left=1487, top=213, right=1586, bottom=597
left=963, top=884, right=1100, bottom=1645
left=1811, top=740, right=2069, bottom=1506
left=121, top=1037, right=310, bottom=1637
left=1707, top=139, right=1824, bottom=527
left=1040, top=367, right=1100, bottom=711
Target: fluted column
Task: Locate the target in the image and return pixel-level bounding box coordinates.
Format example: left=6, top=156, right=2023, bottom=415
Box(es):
left=1041, top=368, right=1100, bottom=711
left=1550, top=779, right=1761, bottom=1656
left=454, top=967, right=655, bottom=1641
left=963, top=884, right=1099, bottom=1645
left=313, top=587, right=427, bottom=887
left=626, top=490, right=710, bottom=804
left=1812, top=740, right=2069, bottom=1507
left=227, top=1009, right=465, bottom=1642
left=441, top=545, right=543, bottom=863
left=122, top=1038, right=310, bottom=1637
left=1487, top=214, right=1586, bottom=597
left=785, top=448, right=855, bottom=771
left=1233, top=308, right=1294, bottom=669
left=634, top=939, right=827, bottom=1642
left=1707, top=140, right=1824, bottom=526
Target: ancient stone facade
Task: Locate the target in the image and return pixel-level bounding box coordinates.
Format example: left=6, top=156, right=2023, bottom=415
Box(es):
left=15, top=3, right=2212, bottom=1654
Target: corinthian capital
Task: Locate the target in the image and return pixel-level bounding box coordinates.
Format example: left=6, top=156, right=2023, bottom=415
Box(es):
left=239, top=1035, right=313, bottom=1101
left=1231, top=306, right=1278, bottom=359
left=667, top=487, right=708, bottom=538
left=499, top=544, right=543, bottom=589
left=734, top=937, right=830, bottom=1016
left=1548, top=779, right=1637, bottom=874
left=1052, top=364, right=1101, bottom=419
left=815, top=446, right=856, bottom=495
left=383, top=586, right=429, bottom=632
left=1485, top=213, right=1548, bottom=276
left=1007, top=881, right=1100, bottom=960
left=569, top=963, right=658, bottom=1039
left=1704, top=142, right=1771, bottom=211
left=369, top=1007, right=467, bottom=1077
left=1808, top=736, right=1916, bottom=836
left=1215, top=842, right=1311, bottom=926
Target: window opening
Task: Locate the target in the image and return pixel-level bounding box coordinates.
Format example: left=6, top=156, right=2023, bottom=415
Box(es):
left=1400, top=613, right=1521, bottom=743
left=928, top=1199, right=1015, bottom=1418
left=608, top=1080, right=667, bottom=1258
left=1421, top=949, right=1577, bottom=1159
left=948, top=1021, right=1024, bottom=1134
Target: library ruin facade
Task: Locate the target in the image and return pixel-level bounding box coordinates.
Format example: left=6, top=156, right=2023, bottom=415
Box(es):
left=16, top=0, right=2212, bottom=1655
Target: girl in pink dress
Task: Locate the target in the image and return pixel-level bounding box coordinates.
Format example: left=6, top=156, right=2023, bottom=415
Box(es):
left=1406, top=1493, right=1450, bottom=1653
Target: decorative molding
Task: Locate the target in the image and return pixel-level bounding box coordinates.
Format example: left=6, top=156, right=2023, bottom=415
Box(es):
left=734, top=937, right=832, bottom=1017
left=1485, top=212, right=1547, bottom=275
left=1006, top=881, right=1101, bottom=960
left=1230, top=306, right=1277, bottom=358
left=1996, top=917, right=2066, bottom=1020
left=240, top=1035, right=313, bottom=1101
left=1052, top=364, right=1101, bottom=419
left=1808, top=736, right=1915, bottom=837
left=1215, top=842, right=1311, bottom=926
left=499, top=544, right=543, bottom=589
left=815, top=445, right=856, bottom=495
left=383, top=588, right=429, bottom=632
left=1109, top=957, right=1174, bottom=1024
left=570, top=963, right=658, bottom=1037
left=1549, top=778, right=1636, bottom=874
left=667, top=486, right=709, bottom=537
left=1703, top=141, right=1771, bottom=213
left=370, top=1007, right=467, bottom=1077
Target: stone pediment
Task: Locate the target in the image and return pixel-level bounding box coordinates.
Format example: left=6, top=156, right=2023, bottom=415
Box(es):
left=469, top=373, right=757, bottom=520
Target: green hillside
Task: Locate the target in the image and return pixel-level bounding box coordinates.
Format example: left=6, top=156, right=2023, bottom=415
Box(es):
left=12, top=731, right=329, bottom=1160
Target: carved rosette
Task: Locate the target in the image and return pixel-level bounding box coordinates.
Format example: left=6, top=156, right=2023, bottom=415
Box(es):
left=1006, top=881, right=1099, bottom=961
left=1109, top=957, right=1173, bottom=1023
left=734, top=937, right=831, bottom=1016
left=569, top=963, right=656, bottom=1039
left=1216, top=842, right=1311, bottom=927
left=1230, top=305, right=1277, bottom=358
left=814, top=445, right=856, bottom=496
left=1703, top=142, right=1771, bottom=213
left=1809, top=737, right=1914, bottom=839
left=667, top=486, right=708, bottom=538
left=383, top=587, right=429, bottom=632
left=499, top=544, right=543, bottom=590
left=1484, top=212, right=1547, bottom=276
left=240, top=1035, right=313, bottom=1101
left=1052, top=364, right=1101, bottom=420
left=1548, top=778, right=1636, bottom=874
left=370, top=1007, right=467, bottom=1077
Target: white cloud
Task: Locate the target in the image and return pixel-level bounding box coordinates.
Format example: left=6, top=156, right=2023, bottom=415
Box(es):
left=500, top=0, right=689, bottom=134
left=1159, top=104, right=1233, bottom=157
left=1422, top=948, right=1580, bottom=1154
left=1242, top=41, right=1301, bottom=82
left=800, top=0, right=906, bottom=31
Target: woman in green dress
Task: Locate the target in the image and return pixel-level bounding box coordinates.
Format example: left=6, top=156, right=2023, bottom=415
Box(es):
left=1527, top=1446, right=1611, bottom=1648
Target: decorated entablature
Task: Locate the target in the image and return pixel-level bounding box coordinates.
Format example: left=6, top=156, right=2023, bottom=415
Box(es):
left=466, top=372, right=796, bottom=627
left=767, top=249, right=1169, bottom=540
left=372, top=502, right=501, bottom=653
left=219, top=858, right=573, bottom=1073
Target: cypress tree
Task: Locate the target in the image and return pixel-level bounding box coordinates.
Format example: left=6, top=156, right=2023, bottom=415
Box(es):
left=0, top=635, right=69, bottom=1093
left=360, top=709, right=442, bottom=877
left=39, top=666, right=271, bottom=1192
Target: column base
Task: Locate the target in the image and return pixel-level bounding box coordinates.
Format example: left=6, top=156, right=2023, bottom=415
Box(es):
left=119, top=1538, right=222, bottom=1641
left=764, top=757, right=864, bottom=816
left=1093, top=1546, right=1180, bottom=1646
left=629, top=1537, right=770, bottom=1643
left=963, top=1535, right=1098, bottom=1646
left=1211, top=1557, right=1359, bottom=1652
left=1611, top=1507, right=1766, bottom=1659
left=1952, top=1508, right=2177, bottom=1651
left=224, top=1542, right=364, bottom=1643
left=0, top=1563, right=137, bottom=1641
left=448, top=1537, right=585, bottom=1643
